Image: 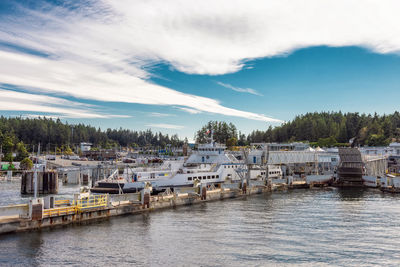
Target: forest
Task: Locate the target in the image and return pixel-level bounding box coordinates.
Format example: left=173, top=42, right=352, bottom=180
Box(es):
left=196, top=112, right=400, bottom=147
left=1, top=111, right=400, bottom=162
left=0, top=116, right=184, bottom=161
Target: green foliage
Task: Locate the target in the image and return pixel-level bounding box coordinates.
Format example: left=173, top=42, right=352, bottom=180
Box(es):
left=3, top=153, right=13, bottom=162
left=64, top=146, right=73, bottom=156
left=246, top=111, right=400, bottom=146
left=226, top=137, right=237, bottom=148
left=15, top=141, right=29, bottom=161
left=0, top=116, right=184, bottom=151
left=366, top=134, right=389, bottom=147
left=317, top=136, right=337, bottom=148
left=195, top=121, right=238, bottom=144
left=20, top=157, right=33, bottom=170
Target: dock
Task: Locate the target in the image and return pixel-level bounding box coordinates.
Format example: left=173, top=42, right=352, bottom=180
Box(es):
left=0, top=182, right=268, bottom=235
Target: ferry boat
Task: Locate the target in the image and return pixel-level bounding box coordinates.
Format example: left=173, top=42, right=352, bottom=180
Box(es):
left=91, top=137, right=261, bottom=193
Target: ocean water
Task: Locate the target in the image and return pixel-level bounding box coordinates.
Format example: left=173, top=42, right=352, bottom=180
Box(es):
left=1, top=184, right=400, bottom=266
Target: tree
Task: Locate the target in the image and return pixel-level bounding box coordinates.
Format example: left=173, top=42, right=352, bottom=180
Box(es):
left=64, top=146, right=73, bottom=156
left=226, top=137, right=237, bottom=148
left=2, top=135, right=14, bottom=162
left=20, top=158, right=33, bottom=170
left=15, top=141, right=29, bottom=161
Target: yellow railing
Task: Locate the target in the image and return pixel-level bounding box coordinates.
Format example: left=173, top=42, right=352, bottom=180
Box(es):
left=55, top=199, right=70, bottom=206
left=75, top=194, right=108, bottom=211
left=43, top=206, right=76, bottom=217
left=42, top=194, right=108, bottom=217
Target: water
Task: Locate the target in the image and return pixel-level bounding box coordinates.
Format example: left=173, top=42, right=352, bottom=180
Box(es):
left=0, top=180, right=81, bottom=206
left=1, top=186, right=400, bottom=266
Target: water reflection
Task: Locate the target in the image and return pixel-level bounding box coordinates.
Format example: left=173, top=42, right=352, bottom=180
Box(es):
left=337, top=187, right=366, bottom=200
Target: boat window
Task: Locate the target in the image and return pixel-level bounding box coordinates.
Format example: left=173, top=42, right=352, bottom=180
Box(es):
left=207, top=176, right=210, bottom=179
left=216, top=175, right=219, bottom=178
left=203, top=176, right=206, bottom=179
left=212, top=175, right=215, bottom=179
left=188, top=177, right=192, bottom=181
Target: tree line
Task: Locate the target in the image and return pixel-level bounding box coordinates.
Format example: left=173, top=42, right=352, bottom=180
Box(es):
left=197, top=112, right=400, bottom=147
left=0, top=116, right=185, bottom=161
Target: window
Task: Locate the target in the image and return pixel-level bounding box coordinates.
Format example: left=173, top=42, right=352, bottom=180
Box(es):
left=188, top=177, right=192, bottom=181
left=212, top=175, right=215, bottom=179
left=207, top=176, right=210, bottom=179
left=151, top=173, right=155, bottom=179
left=216, top=175, right=219, bottom=178
left=203, top=176, right=206, bottom=180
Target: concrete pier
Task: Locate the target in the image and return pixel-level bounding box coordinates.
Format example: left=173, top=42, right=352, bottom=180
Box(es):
left=0, top=182, right=267, bottom=235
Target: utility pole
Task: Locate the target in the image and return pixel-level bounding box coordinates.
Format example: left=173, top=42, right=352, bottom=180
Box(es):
left=33, top=166, right=38, bottom=199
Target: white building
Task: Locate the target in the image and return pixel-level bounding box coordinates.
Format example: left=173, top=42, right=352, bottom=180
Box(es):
left=80, top=142, right=92, bottom=152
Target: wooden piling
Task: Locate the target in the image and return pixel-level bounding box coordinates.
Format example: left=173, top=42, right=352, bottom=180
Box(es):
left=21, top=171, right=58, bottom=195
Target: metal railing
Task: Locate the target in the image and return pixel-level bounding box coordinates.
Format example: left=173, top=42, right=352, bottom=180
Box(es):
left=75, top=194, right=108, bottom=211
left=55, top=199, right=70, bottom=206
left=43, top=206, right=76, bottom=217
left=42, top=194, right=108, bottom=217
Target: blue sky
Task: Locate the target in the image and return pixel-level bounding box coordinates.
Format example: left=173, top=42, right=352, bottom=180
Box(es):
left=1, top=0, right=400, bottom=141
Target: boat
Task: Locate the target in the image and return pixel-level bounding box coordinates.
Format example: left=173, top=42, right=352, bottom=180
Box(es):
left=380, top=174, right=400, bottom=193
left=91, top=135, right=262, bottom=194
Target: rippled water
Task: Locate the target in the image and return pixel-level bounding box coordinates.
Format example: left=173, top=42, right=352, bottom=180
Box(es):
left=1, top=185, right=400, bottom=266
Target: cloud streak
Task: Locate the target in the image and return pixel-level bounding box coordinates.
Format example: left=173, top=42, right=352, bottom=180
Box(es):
left=177, top=107, right=202, bottom=114
left=0, top=89, right=131, bottom=119
left=148, top=112, right=173, bottom=117
left=216, top=81, right=262, bottom=96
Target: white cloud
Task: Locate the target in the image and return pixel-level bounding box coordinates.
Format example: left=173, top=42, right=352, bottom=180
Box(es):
left=148, top=112, right=173, bottom=117
left=19, top=114, right=63, bottom=120
left=177, top=107, right=202, bottom=114
left=0, top=89, right=131, bottom=119
left=216, top=81, right=262, bottom=96
left=146, top=123, right=184, bottom=130
left=1, top=0, right=399, bottom=123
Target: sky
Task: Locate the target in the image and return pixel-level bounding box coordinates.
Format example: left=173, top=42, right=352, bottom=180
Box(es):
left=1, top=0, right=400, bottom=142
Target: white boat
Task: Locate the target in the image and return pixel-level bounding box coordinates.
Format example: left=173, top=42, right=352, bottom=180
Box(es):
left=92, top=136, right=259, bottom=193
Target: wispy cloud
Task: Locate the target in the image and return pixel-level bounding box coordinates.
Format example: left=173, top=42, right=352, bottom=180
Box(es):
left=148, top=112, right=173, bottom=117
left=177, top=107, right=202, bottom=114
left=146, top=123, right=184, bottom=129
left=0, top=89, right=131, bottom=119
left=216, top=81, right=262, bottom=96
